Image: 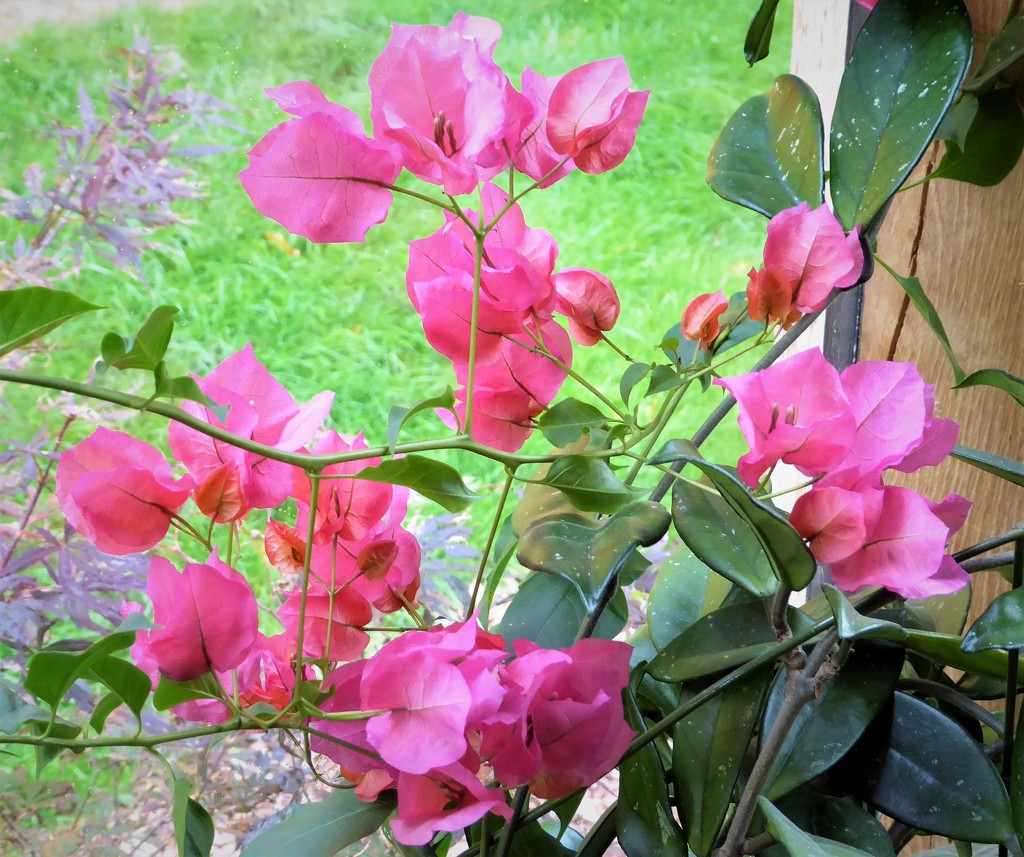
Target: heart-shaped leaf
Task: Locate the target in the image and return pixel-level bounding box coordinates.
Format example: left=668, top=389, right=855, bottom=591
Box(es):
left=100, top=305, right=178, bottom=372
left=708, top=74, right=824, bottom=217
left=538, top=398, right=611, bottom=447
left=830, top=0, right=972, bottom=229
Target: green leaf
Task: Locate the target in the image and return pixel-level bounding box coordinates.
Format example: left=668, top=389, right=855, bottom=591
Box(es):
left=241, top=789, right=394, bottom=856
left=498, top=571, right=627, bottom=649
left=672, top=666, right=772, bottom=857
left=759, top=797, right=876, bottom=857
left=708, top=74, right=825, bottom=217
left=762, top=643, right=903, bottom=801
left=30, top=718, right=81, bottom=776
left=539, top=455, right=644, bottom=514
left=153, top=364, right=229, bottom=421
left=351, top=455, right=476, bottom=512
left=644, top=364, right=683, bottom=397
left=830, top=0, right=972, bottom=230
left=100, top=305, right=178, bottom=371
left=0, top=684, right=47, bottom=734
left=620, top=362, right=651, bottom=406
left=386, top=388, right=456, bottom=453
left=174, top=779, right=215, bottom=857
left=24, top=627, right=138, bottom=709
left=617, top=677, right=686, bottom=856
left=1013, top=710, right=1024, bottom=850
left=647, top=600, right=813, bottom=683
left=662, top=455, right=814, bottom=591
left=647, top=543, right=730, bottom=651
left=962, top=587, right=1024, bottom=652
left=517, top=501, right=669, bottom=612
left=811, top=796, right=896, bottom=857
left=89, top=692, right=123, bottom=734
left=847, top=693, right=1012, bottom=842
left=876, top=259, right=963, bottom=381
left=744, top=0, right=782, bottom=65
left=0, top=286, right=101, bottom=357
left=956, top=368, right=1024, bottom=408
left=930, top=89, right=1024, bottom=186
left=670, top=470, right=777, bottom=598
left=538, top=398, right=610, bottom=448
left=965, top=14, right=1024, bottom=93
left=87, top=655, right=151, bottom=725
left=153, top=674, right=224, bottom=711
left=935, top=94, right=979, bottom=149
left=952, top=444, right=1024, bottom=488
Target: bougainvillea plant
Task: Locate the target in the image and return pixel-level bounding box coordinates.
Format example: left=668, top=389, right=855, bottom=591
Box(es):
left=2, top=1, right=1024, bottom=856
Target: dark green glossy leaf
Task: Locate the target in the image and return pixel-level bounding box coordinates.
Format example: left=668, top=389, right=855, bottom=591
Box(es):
left=824, top=585, right=1011, bottom=679
left=1013, top=711, right=1024, bottom=849
left=759, top=797, right=876, bottom=857
left=0, top=286, right=101, bottom=357
left=539, top=455, right=644, bottom=514
left=708, top=74, right=824, bottom=217
left=931, top=89, right=1024, bottom=186
left=935, top=94, right=979, bottom=148
left=498, top=571, right=627, bottom=649
left=905, top=584, right=972, bottom=636
left=617, top=678, right=685, bottom=856
left=88, top=655, right=151, bottom=724
left=386, top=388, right=456, bottom=453
left=517, top=502, right=668, bottom=611
left=811, top=796, right=896, bottom=857
left=538, top=398, right=610, bottom=447
left=174, top=779, right=214, bottom=857
left=762, top=643, right=903, bottom=801
left=0, top=684, right=47, bottom=734
left=241, top=790, right=395, bottom=857
left=956, top=367, right=1024, bottom=408
left=849, top=693, right=1012, bottom=842
left=100, top=305, right=177, bottom=371
left=620, top=362, right=651, bottom=406
left=647, top=542, right=730, bottom=651
left=664, top=455, right=814, bottom=591
left=648, top=599, right=812, bottom=683
left=966, top=14, right=1024, bottom=92
left=876, top=259, right=963, bottom=382
left=672, top=666, right=772, bottom=856
left=744, top=0, right=782, bottom=65
left=830, top=0, right=972, bottom=229
left=952, top=444, right=1024, bottom=488
left=24, top=626, right=138, bottom=709
left=507, top=821, right=575, bottom=857
left=351, top=455, right=476, bottom=512
left=962, top=587, right=1024, bottom=652
left=670, top=472, right=777, bottom=597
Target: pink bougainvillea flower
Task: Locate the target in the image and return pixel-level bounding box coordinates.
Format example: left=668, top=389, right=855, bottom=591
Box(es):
left=746, top=266, right=802, bottom=329
left=169, top=345, right=334, bottom=521
left=790, top=485, right=869, bottom=564
left=278, top=584, right=373, bottom=663
left=748, top=202, right=864, bottom=321
left=716, top=348, right=857, bottom=486
left=490, top=638, right=634, bottom=799
left=682, top=290, right=729, bottom=350
left=240, top=86, right=402, bottom=243
left=554, top=268, right=620, bottom=346
left=547, top=57, right=650, bottom=174
left=390, top=762, right=512, bottom=846
left=513, top=68, right=576, bottom=187
left=855, top=0, right=878, bottom=8
left=292, top=432, right=393, bottom=544
left=141, top=552, right=259, bottom=682
left=369, top=13, right=531, bottom=195
left=829, top=486, right=970, bottom=598
left=57, top=427, right=194, bottom=555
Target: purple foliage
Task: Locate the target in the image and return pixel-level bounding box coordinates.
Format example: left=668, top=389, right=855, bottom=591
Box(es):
left=0, top=34, right=238, bottom=285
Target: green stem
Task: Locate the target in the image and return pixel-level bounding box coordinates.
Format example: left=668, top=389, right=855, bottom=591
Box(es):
left=624, top=381, right=690, bottom=486
left=1, top=720, right=247, bottom=750
left=1002, top=538, right=1023, bottom=837
left=955, top=527, right=1024, bottom=562
left=495, top=787, right=529, bottom=857
left=291, top=472, right=321, bottom=703
left=465, top=469, right=516, bottom=621
left=599, top=332, right=635, bottom=363
left=465, top=231, right=485, bottom=437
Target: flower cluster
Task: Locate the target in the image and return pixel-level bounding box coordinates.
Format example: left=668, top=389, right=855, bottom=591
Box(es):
left=311, top=625, right=633, bottom=844
left=718, top=348, right=969, bottom=598
left=238, top=13, right=647, bottom=451
left=681, top=202, right=864, bottom=349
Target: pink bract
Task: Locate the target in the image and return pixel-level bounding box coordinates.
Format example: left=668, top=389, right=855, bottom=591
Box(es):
left=547, top=57, right=650, bottom=174
left=277, top=584, right=372, bottom=663
left=57, top=427, right=194, bottom=555
left=240, top=91, right=402, bottom=243
left=369, top=14, right=531, bottom=195
left=716, top=348, right=857, bottom=486
left=682, top=290, right=729, bottom=350
left=141, top=553, right=259, bottom=682
left=514, top=68, right=576, bottom=187
left=554, top=268, right=620, bottom=346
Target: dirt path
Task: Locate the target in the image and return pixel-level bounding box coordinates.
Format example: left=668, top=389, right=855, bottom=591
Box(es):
left=1, top=0, right=194, bottom=44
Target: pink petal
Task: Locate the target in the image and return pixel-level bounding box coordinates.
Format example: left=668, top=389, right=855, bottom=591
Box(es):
left=682, top=290, right=728, bottom=350
left=790, top=486, right=868, bottom=563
